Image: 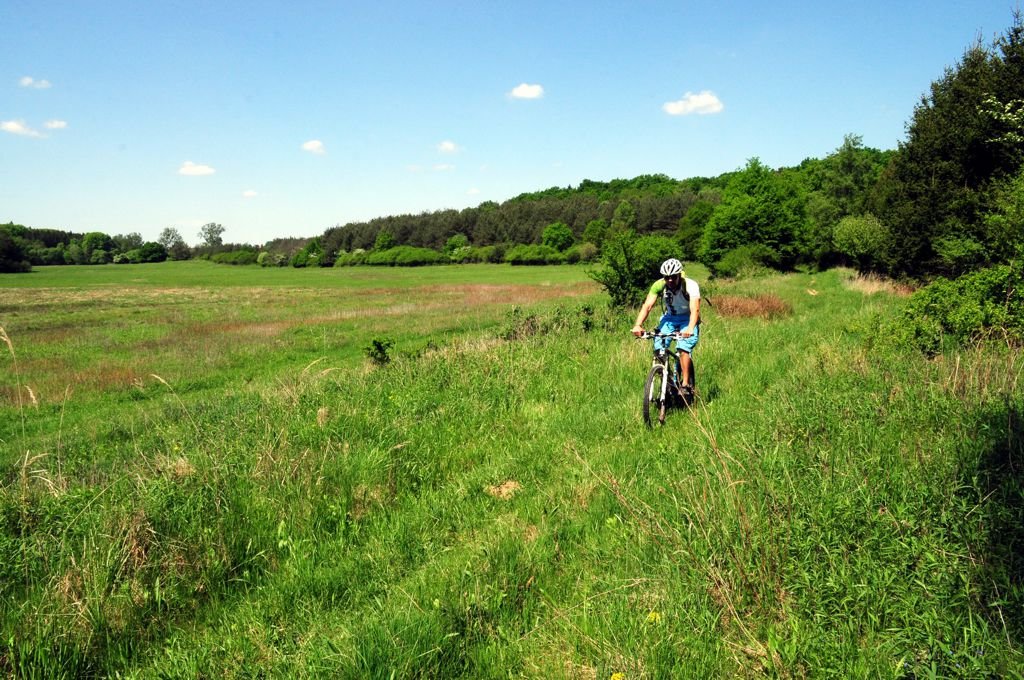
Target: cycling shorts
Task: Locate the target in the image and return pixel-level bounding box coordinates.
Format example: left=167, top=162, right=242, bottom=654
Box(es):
left=656, top=315, right=699, bottom=354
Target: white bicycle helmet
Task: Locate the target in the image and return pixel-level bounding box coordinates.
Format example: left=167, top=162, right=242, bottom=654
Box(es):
left=659, top=258, right=683, bottom=276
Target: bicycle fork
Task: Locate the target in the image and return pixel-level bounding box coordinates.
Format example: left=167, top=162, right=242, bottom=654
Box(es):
left=650, top=357, right=670, bottom=403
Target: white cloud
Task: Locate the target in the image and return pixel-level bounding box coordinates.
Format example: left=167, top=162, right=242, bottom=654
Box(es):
left=302, top=139, right=326, bottom=155
left=178, top=161, right=216, bottom=176
left=509, top=83, right=544, bottom=99
left=437, top=140, right=460, bottom=154
left=433, top=164, right=455, bottom=172
left=19, top=76, right=52, bottom=89
left=663, top=90, right=724, bottom=116
left=44, top=120, right=67, bottom=129
left=1, top=120, right=43, bottom=137
left=242, top=189, right=258, bottom=198
left=406, top=164, right=424, bottom=173
left=466, top=187, right=480, bottom=196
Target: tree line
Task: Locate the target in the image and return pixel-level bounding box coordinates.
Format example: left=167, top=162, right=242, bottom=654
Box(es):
left=3, top=15, right=1021, bottom=279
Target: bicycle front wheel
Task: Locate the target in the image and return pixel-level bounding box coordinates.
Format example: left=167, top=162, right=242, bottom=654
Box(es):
left=643, top=365, right=667, bottom=427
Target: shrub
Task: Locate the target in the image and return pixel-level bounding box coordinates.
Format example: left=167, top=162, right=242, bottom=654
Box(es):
left=364, top=338, right=394, bottom=365
left=504, top=244, right=564, bottom=265
left=588, top=232, right=680, bottom=307
left=374, top=230, right=396, bottom=251
left=582, top=219, right=609, bottom=251
left=90, top=249, right=112, bottom=265
left=484, top=243, right=508, bottom=263
left=366, top=246, right=447, bottom=266
left=333, top=249, right=368, bottom=267
left=212, top=249, right=257, bottom=265
left=932, top=234, right=987, bottom=276
left=541, top=222, right=575, bottom=252
left=447, top=245, right=474, bottom=263
left=138, top=242, right=168, bottom=263
left=444, top=234, right=470, bottom=256
left=832, top=214, right=891, bottom=273
left=984, top=166, right=1024, bottom=264
left=564, top=242, right=599, bottom=264
left=711, top=244, right=778, bottom=278
left=890, top=260, right=1024, bottom=353
left=258, top=251, right=287, bottom=267
left=0, top=227, right=32, bottom=272
left=117, top=245, right=165, bottom=264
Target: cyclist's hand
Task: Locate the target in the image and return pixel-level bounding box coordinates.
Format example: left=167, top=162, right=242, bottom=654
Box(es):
left=681, top=326, right=694, bottom=338
left=631, top=325, right=644, bottom=337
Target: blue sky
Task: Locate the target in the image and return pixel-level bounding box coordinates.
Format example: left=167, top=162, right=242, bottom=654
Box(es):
left=1, top=1, right=1019, bottom=245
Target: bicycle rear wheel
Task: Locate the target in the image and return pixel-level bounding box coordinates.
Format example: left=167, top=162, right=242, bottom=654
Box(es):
left=643, top=365, right=667, bottom=427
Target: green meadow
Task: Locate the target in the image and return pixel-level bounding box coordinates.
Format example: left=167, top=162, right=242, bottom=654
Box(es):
left=1, top=262, right=1021, bottom=678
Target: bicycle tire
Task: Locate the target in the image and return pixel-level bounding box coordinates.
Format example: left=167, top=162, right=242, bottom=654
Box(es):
left=643, top=364, right=667, bottom=427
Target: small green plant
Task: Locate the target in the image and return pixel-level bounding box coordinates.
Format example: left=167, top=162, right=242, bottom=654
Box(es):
left=363, top=337, right=395, bottom=365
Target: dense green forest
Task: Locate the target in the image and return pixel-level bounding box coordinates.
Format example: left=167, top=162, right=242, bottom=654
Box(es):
left=3, top=16, right=1022, bottom=280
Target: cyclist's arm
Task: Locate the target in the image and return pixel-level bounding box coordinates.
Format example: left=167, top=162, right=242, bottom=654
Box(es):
left=632, top=293, right=659, bottom=336
left=682, top=278, right=701, bottom=336
left=683, top=296, right=701, bottom=336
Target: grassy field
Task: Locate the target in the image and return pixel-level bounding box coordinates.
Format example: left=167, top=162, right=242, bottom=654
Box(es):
left=1, top=262, right=1022, bottom=678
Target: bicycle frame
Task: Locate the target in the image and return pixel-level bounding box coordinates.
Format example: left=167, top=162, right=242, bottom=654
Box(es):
left=638, top=331, right=691, bottom=426
left=649, top=344, right=681, bottom=404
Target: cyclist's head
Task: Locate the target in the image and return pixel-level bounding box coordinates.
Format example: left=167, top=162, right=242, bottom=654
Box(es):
left=660, top=258, right=683, bottom=279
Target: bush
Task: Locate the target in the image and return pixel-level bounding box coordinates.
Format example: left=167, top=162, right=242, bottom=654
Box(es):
left=0, top=227, right=32, bottom=272
left=483, top=244, right=508, bottom=263
left=541, top=222, right=575, bottom=252
left=333, top=249, right=368, bottom=267
left=504, top=244, right=564, bottom=265
left=711, top=244, right=778, bottom=278
left=444, top=234, right=470, bottom=256
left=582, top=219, right=609, bottom=251
left=258, top=251, right=287, bottom=267
left=364, top=338, right=394, bottom=365
left=447, top=245, right=475, bottom=263
left=890, top=260, right=1024, bottom=353
left=932, top=234, right=987, bottom=276
left=365, top=246, right=447, bottom=266
left=290, top=238, right=324, bottom=268
left=564, top=242, right=599, bottom=264
left=138, top=242, right=168, bottom=263
left=588, top=232, right=680, bottom=307
left=211, top=249, right=258, bottom=265
left=832, top=214, right=891, bottom=273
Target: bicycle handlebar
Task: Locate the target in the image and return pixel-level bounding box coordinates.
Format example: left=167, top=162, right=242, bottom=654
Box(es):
left=636, top=331, right=687, bottom=340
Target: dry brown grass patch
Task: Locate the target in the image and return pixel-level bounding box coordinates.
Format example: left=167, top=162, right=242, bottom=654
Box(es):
left=843, top=272, right=915, bottom=297
left=351, top=484, right=388, bottom=520
left=316, top=406, right=331, bottom=427
left=712, top=294, right=792, bottom=319
left=523, top=524, right=540, bottom=543
left=156, top=455, right=196, bottom=481
left=485, top=480, right=522, bottom=500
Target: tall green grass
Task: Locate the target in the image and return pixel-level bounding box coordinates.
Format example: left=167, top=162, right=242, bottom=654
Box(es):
left=1, top=265, right=1021, bottom=677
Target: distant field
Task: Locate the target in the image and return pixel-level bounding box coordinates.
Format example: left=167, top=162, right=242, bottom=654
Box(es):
left=0, top=261, right=601, bottom=406
left=2, top=263, right=1022, bottom=678
left=0, top=260, right=597, bottom=289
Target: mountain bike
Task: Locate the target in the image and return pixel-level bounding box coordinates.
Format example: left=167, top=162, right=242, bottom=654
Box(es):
left=637, top=331, right=696, bottom=427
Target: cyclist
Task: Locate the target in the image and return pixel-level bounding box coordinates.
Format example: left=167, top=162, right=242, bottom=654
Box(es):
left=631, top=258, right=701, bottom=397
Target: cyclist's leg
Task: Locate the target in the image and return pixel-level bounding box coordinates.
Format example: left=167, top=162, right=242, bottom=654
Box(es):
left=676, top=325, right=699, bottom=388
